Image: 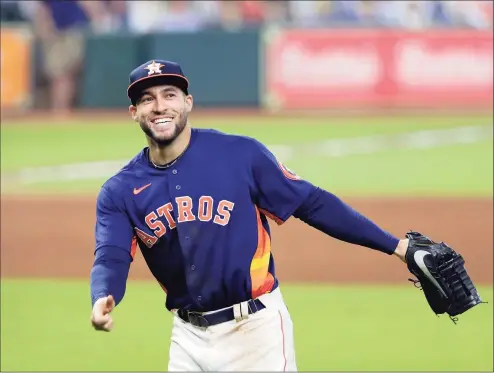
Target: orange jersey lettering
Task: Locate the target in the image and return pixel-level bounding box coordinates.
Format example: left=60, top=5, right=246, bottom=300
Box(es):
left=134, top=227, right=158, bottom=248
left=214, top=200, right=235, bottom=226
left=175, top=196, right=196, bottom=223
left=157, top=202, right=176, bottom=229
left=198, top=196, right=214, bottom=222
left=145, top=211, right=166, bottom=238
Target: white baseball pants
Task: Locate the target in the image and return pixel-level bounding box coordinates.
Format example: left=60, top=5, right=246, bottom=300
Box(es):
left=167, top=287, right=298, bottom=371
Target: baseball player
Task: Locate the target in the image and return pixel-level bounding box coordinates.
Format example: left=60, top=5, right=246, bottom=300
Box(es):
left=89, top=59, right=482, bottom=371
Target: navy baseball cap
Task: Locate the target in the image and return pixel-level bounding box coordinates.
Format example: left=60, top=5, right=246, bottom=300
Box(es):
left=127, top=59, right=189, bottom=104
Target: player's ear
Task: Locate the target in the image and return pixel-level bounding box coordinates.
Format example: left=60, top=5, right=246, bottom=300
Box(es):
left=128, top=105, right=138, bottom=122
left=185, top=94, right=193, bottom=113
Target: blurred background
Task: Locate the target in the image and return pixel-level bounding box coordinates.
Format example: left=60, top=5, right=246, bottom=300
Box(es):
left=1, top=0, right=493, bottom=113
left=1, top=1, right=493, bottom=372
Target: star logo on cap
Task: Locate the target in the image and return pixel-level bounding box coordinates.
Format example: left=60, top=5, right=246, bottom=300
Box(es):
left=144, top=60, right=164, bottom=76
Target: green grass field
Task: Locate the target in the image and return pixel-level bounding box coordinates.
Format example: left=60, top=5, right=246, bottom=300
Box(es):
left=1, top=279, right=492, bottom=371
left=1, top=114, right=493, bottom=196
left=1, top=113, right=493, bottom=371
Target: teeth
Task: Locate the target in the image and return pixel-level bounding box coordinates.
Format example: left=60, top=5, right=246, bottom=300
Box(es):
left=154, top=118, right=172, bottom=124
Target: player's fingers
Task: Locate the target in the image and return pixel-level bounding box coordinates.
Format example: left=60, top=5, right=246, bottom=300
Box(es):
left=106, top=295, right=115, bottom=307
left=105, top=295, right=115, bottom=313
left=92, top=315, right=113, bottom=331
left=92, top=313, right=110, bottom=326
left=103, top=318, right=114, bottom=331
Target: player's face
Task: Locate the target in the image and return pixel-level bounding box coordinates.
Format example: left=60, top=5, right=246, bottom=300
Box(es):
left=129, top=85, right=193, bottom=146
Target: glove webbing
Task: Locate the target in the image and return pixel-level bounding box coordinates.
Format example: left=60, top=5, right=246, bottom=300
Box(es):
left=438, top=255, right=486, bottom=318
left=411, top=253, right=487, bottom=323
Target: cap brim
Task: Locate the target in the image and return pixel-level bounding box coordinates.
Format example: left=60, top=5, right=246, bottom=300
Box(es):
left=128, top=74, right=189, bottom=103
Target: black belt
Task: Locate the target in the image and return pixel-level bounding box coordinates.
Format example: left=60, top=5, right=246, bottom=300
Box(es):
left=177, top=298, right=266, bottom=328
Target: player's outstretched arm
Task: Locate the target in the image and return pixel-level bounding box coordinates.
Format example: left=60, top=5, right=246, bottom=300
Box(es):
left=292, top=187, right=407, bottom=258
left=293, top=187, right=485, bottom=321
left=249, top=138, right=405, bottom=258
left=90, top=248, right=131, bottom=331
left=248, top=139, right=484, bottom=320
left=90, top=184, right=135, bottom=332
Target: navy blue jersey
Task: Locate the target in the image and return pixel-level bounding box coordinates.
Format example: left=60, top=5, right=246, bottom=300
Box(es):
left=94, top=128, right=315, bottom=312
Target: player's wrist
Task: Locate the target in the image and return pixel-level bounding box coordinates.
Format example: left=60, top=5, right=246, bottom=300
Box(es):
left=393, top=239, right=409, bottom=263
left=92, top=295, right=108, bottom=309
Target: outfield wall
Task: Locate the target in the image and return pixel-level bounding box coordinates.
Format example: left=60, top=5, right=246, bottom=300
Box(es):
left=2, top=26, right=493, bottom=112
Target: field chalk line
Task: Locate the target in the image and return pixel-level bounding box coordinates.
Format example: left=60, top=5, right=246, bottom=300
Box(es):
left=4, top=125, right=493, bottom=186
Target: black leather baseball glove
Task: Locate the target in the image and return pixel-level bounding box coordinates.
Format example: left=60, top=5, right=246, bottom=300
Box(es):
left=404, top=231, right=485, bottom=323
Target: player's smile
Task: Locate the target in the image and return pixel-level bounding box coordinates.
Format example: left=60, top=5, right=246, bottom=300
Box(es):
left=151, top=116, right=174, bottom=124
left=149, top=115, right=176, bottom=133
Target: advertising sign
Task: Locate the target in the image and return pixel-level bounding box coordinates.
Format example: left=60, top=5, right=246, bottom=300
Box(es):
left=263, top=29, right=493, bottom=110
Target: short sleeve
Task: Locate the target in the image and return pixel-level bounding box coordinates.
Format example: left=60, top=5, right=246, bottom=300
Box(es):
left=250, top=139, right=316, bottom=224
left=95, top=185, right=135, bottom=259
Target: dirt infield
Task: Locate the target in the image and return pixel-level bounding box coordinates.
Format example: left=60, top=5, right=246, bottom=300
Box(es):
left=1, top=195, right=492, bottom=285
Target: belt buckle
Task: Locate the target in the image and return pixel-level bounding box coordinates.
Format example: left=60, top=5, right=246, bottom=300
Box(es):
left=187, top=311, right=209, bottom=329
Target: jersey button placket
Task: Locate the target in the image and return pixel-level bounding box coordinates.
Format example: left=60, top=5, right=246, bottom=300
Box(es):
left=169, top=171, right=201, bottom=305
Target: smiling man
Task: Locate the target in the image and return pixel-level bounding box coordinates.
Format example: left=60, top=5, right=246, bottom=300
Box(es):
left=89, top=59, right=483, bottom=372
left=128, top=60, right=193, bottom=164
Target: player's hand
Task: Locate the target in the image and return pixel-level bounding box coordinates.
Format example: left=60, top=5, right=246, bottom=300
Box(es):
left=91, top=295, right=115, bottom=332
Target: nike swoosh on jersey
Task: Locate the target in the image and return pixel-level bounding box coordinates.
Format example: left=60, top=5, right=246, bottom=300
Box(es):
left=413, top=250, right=448, bottom=298
left=133, top=183, right=152, bottom=195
